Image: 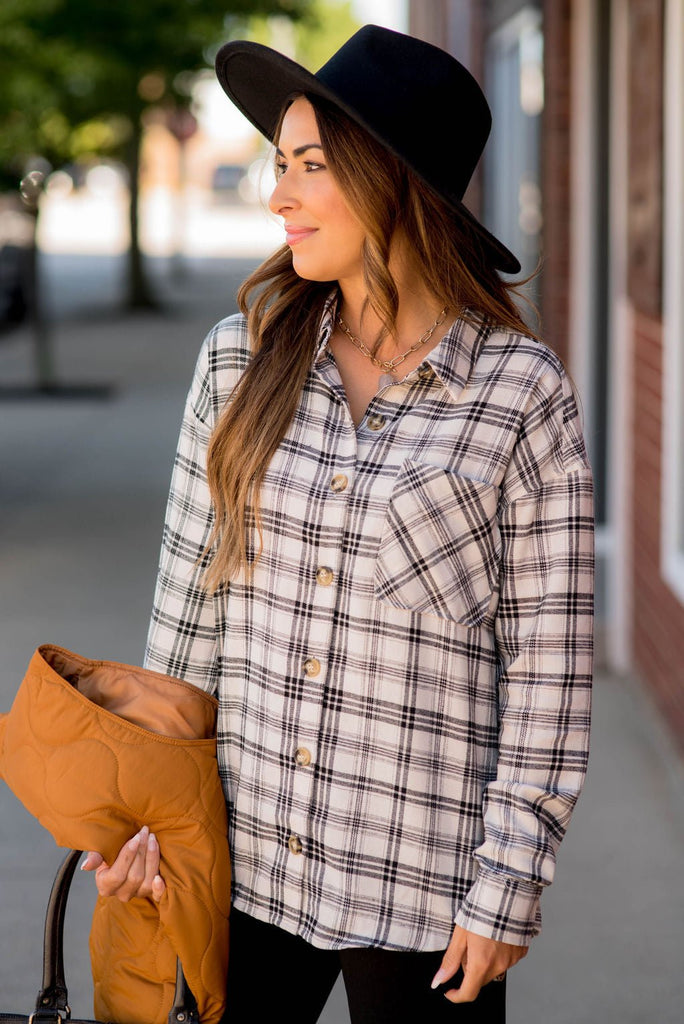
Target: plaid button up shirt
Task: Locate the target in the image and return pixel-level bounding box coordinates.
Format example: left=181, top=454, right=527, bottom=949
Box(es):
left=145, top=300, right=594, bottom=951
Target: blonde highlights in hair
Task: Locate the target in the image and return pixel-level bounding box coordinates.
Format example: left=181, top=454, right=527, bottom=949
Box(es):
left=202, top=94, right=538, bottom=590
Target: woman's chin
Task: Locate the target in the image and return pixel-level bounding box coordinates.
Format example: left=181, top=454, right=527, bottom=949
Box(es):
left=290, top=260, right=339, bottom=283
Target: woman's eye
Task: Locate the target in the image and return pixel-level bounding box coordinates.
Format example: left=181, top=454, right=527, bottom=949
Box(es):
left=274, top=159, right=325, bottom=178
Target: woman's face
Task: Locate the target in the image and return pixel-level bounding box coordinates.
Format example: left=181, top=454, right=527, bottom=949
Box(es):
left=268, top=96, right=366, bottom=285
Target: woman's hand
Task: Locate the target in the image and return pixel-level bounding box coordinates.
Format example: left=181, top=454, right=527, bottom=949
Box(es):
left=80, top=825, right=166, bottom=903
left=431, top=925, right=528, bottom=1003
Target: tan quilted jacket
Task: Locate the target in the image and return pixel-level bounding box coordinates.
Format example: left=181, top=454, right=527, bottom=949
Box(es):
left=0, top=644, right=230, bottom=1024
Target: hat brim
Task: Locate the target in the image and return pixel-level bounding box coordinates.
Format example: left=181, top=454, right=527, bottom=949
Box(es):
left=215, top=41, right=521, bottom=275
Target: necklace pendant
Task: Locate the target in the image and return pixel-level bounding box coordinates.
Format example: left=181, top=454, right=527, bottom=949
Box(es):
left=378, top=372, right=395, bottom=389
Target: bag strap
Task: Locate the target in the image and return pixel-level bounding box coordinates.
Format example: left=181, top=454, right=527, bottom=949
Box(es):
left=35, top=848, right=80, bottom=1016
left=167, top=961, right=200, bottom=1024
left=34, top=850, right=199, bottom=1023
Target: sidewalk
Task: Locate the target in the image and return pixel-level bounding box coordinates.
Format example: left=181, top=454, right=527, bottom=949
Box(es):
left=1, top=255, right=683, bottom=1022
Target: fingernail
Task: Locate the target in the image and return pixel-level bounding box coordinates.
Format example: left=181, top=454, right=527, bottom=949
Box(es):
left=152, top=874, right=164, bottom=901
left=431, top=968, right=448, bottom=990
left=80, top=854, right=90, bottom=871
left=127, top=832, right=141, bottom=851
left=149, top=833, right=157, bottom=851
left=140, top=825, right=149, bottom=839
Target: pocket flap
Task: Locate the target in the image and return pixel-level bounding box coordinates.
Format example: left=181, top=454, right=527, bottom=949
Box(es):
left=374, top=461, right=501, bottom=626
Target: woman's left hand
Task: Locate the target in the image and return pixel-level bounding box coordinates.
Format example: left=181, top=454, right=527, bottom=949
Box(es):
left=80, top=826, right=166, bottom=903
left=430, top=925, right=528, bottom=1003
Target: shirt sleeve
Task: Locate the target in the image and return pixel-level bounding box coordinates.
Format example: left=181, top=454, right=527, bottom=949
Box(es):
left=144, top=332, right=220, bottom=694
left=454, top=362, right=594, bottom=945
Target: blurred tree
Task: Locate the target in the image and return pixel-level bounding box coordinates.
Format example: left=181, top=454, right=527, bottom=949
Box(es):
left=294, top=0, right=360, bottom=70
left=0, top=0, right=314, bottom=308
left=248, top=0, right=359, bottom=71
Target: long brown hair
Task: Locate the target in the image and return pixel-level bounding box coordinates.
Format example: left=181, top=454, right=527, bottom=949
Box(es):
left=203, top=94, right=538, bottom=590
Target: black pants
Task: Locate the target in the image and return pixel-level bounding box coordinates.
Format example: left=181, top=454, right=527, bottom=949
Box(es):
left=223, top=907, right=506, bottom=1024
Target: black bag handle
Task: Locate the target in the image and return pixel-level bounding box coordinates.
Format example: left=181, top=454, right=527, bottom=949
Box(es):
left=33, top=849, right=199, bottom=1024
left=35, top=847, right=79, bottom=1014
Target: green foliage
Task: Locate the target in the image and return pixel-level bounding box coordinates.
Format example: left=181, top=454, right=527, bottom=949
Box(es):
left=0, top=0, right=314, bottom=173
left=294, top=0, right=360, bottom=71
left=247, top=0, right=359, bottom=71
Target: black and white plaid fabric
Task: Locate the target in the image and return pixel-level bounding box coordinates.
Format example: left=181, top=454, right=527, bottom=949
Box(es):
left=145, top=299, right=594, bottom=950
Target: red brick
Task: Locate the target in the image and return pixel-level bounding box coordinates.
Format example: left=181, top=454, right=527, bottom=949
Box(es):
left=627, top=1, right=664, bottom=316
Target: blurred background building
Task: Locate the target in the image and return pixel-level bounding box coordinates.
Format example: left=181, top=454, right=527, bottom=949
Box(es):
left=411, top=0, right=684, bottom=752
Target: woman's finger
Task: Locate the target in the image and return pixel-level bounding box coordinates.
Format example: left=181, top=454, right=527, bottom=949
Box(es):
left=137, top=831, right=161, bottom=898
left=95, top=826, right=149, bottom=900
left=80, top=851, right=104, bottom=872
left=151, top=873, right=166, bottom=903
left=431, top=929, right=466, bottom=989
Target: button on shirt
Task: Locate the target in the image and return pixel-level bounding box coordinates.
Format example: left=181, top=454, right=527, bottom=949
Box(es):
left=145, top=299, right=594, bottom=951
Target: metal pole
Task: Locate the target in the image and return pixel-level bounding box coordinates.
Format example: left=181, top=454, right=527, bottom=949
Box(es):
left=20, top=170, right=54, bottom=390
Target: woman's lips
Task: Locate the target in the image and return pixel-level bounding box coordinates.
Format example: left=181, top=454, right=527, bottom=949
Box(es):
left=285, top=226, right=318, bottom=246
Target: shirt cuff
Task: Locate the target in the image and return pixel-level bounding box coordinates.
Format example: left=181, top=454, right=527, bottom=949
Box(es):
left=454, top=869, right=543, bottom=946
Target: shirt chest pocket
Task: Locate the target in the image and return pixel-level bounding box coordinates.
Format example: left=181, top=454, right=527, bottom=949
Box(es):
left=374, top=460, right=501, bottom=627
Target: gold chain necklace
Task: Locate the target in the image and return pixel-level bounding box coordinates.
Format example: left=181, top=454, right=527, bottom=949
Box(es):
left=336, top=307, right=448, bottom=388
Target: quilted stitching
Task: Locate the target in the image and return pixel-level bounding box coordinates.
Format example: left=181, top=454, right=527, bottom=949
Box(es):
left=0, top=645, right=230, bottom=1024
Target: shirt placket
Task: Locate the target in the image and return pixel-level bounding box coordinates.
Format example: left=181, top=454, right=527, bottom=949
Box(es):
left=287, top=382, right=416, bottom=872
left=284, top=361, right=358, bottom=881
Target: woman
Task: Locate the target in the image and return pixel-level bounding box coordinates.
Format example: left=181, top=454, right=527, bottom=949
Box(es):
left=83, top=25, right=594, bottom=1023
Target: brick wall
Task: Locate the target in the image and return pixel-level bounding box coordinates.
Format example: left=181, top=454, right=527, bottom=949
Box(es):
left=631, top=311, right=684, bottom=745
left=408, top=0, right=448, bottom=48
left=627, top=0, right=684, bottom=747
left=627, top=0, right=663, bottom=315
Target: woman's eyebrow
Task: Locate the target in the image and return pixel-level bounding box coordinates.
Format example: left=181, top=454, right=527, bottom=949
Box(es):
left=275, top=143, right=324, bottom=158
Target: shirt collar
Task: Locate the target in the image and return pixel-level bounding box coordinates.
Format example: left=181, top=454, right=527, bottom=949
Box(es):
left=314, top=296, right=492, bottom=401
left=421, top=310, right=493, bottom=401
left=314, top=291, right=340, bottom=361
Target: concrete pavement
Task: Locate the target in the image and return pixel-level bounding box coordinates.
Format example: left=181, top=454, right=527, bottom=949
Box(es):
left=1, top=253, right=683, bottom=1022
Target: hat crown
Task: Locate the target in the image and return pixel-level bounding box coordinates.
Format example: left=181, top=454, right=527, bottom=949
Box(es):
left=314, top=25, right=492, bottom=201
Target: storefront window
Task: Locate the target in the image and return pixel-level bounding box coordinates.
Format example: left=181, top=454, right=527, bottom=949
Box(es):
left=483, top=5, right=543, bottom=303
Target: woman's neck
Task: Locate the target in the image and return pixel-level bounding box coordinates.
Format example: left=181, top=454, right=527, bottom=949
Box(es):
left=336, top=282, right=451, bottom=361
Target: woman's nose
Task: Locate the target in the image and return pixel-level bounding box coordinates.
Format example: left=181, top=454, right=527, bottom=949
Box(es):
left=268, top=174, right=299, bottom=216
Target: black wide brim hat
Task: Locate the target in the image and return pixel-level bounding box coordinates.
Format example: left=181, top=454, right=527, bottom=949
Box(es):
left=215, top=24, right=521, bottom=275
